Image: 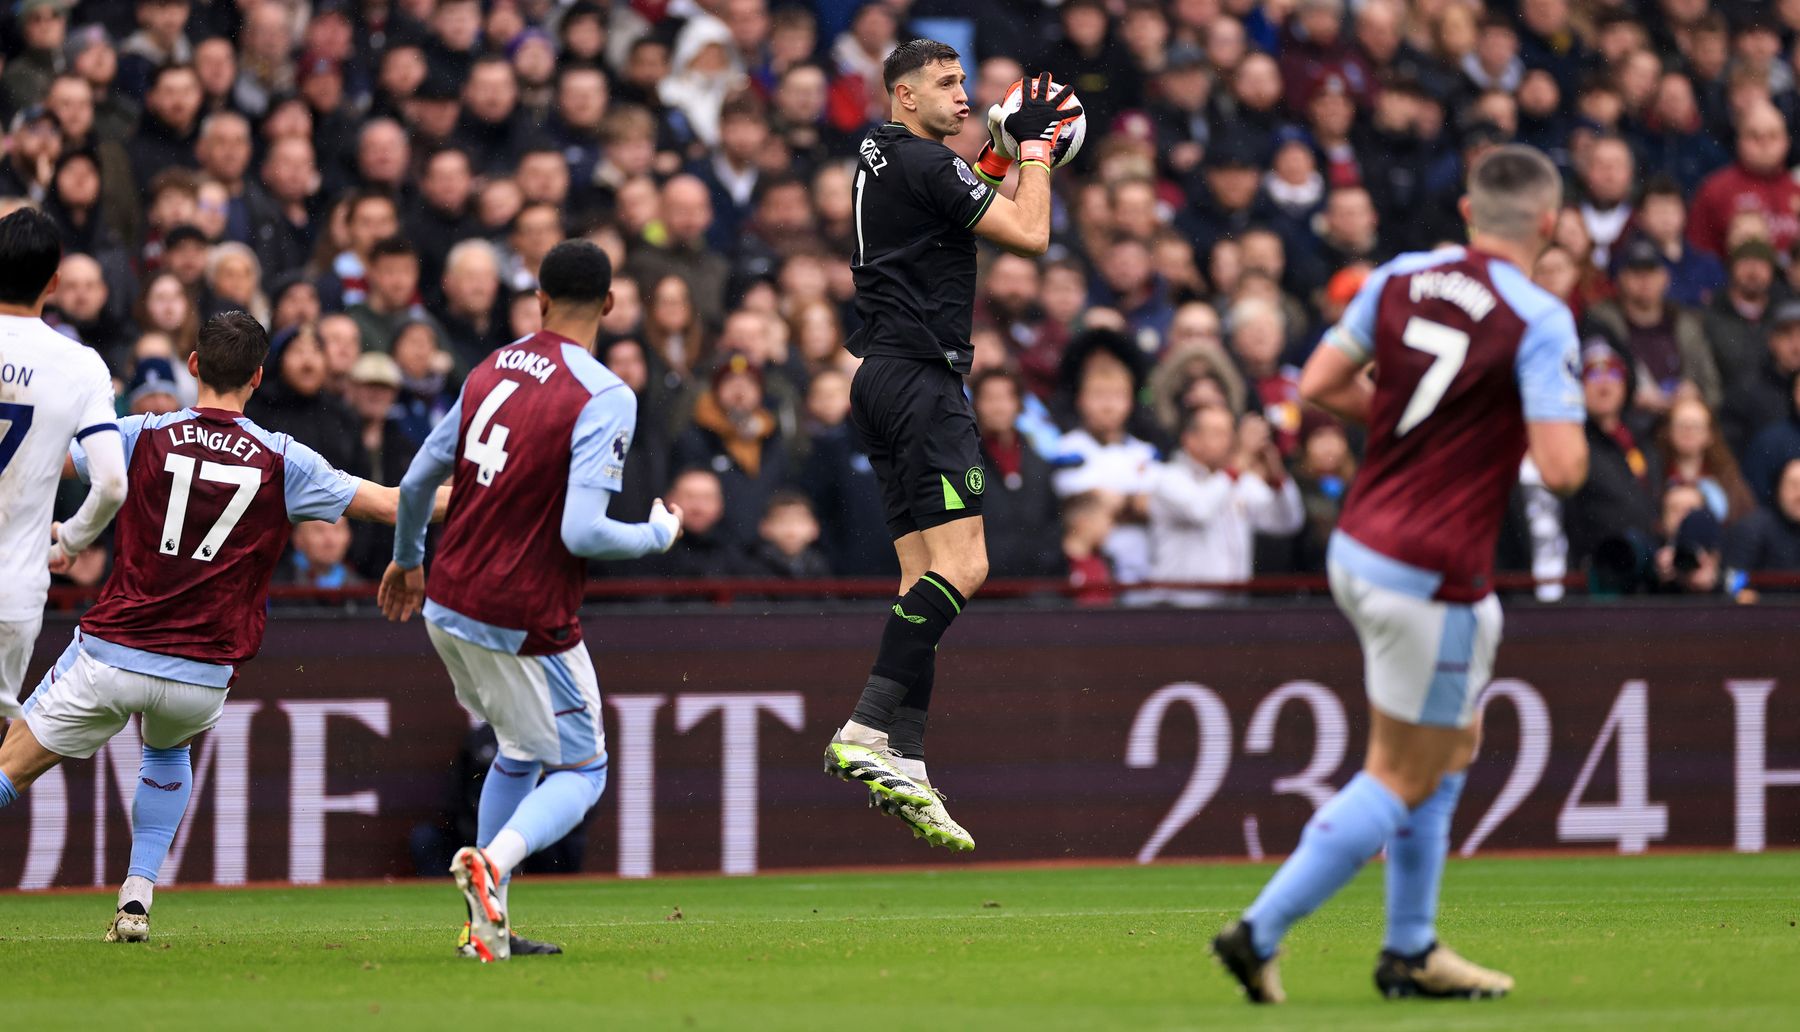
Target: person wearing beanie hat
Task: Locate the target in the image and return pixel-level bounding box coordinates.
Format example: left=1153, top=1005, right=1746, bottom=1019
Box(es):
left=125, top=354, right=182, bottom=414
left=1702, top=234, right=1784, bottom=389
left=0, top=0, right=70, bottom=118
left=117, top=0, right=196, bottom=100
left=1563, top=336, right=1662, bottom=571
left=672, top=351, right=785, bottom=546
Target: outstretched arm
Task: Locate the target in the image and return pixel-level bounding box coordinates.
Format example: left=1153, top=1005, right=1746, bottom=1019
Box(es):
left=343, top=481, right=452, bottom=525
left=52, top=428, right=127, bottom=571
left=560, top=484, right=680, bottom=559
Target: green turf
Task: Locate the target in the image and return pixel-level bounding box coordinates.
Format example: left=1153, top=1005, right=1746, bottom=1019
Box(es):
left=1, top=854, right=1795, bottom=1031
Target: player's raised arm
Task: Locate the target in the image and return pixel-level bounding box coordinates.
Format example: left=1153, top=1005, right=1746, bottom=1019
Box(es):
left=970, top=73, right=1075, bottom=258
left=559, top=386, right=681, bottom=559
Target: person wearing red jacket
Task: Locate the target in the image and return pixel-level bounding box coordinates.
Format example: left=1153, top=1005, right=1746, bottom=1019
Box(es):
left=1687, top=102, right=1800, bottom=258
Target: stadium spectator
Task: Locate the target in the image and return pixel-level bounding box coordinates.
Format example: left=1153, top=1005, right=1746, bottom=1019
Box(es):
left=254, top=135, right=320, bottom=280
left=202, top=242, right=266, bottom=325
left=1145, top=406, right=1303, bottom=605
left=1292, top=421, right=1356, bottom=572
left=348, top=237, right=438, bottom=355
left=283, top=517, right=363, bottom=590
left=436, top=238, right=509, bottom=372
left=1721, top=299, right=1800, bottom=458
left=1575, top=135, right=1636, bottom=270
left=124, top=355, right=181, bottom=415
left=744, top=490, right=832, bottom=579
left=501, top=200, right=564, bottom=292
left=1705, top=239, right=1785, bottom=392
left=2, top=0, right=70, bottom=117
left=1656, top=397, right=1757, bottom=525
left=599, top=337, right=669, bottom=526
left=673, top=353, right=786, bottom=547
left=132, top=268, right=196, bottom=361
left=316, top=312, right=362, bottom=398
left=973, top=369, right=1064, bottom=578
left=1588, top=238, right=1722, bottom=412
left=638, top=467, right=745, bottom=578
left=1566, top=341, right=1663, bottom=573
left=1061, top=490, right=1118, bottom=605
left=50, top=252, right=124, bottom=364
left=195, top=112, right=275, bottom=250
left=1053, top=345, right=1158, bottom=585
left=1228, top=296, right=1305, bottom=457
left=322, top=189, right=400, bottom=310
left=1653, top=504, right=1726, bottom=594
left=1687, top=102, right=1800, bottom=258
left=389, top=320, right=457, bottom=446
left=342, top=350, right=418, bottom=580
left=1726, top=457, right=1800, bottom=576
left=0, top=104, right=62, bottom=204
left=128, top=62, right=201, bottom=190
left=1627, top=177, right=1724, bottom=308
left=244, top=323, right=362, bottom=477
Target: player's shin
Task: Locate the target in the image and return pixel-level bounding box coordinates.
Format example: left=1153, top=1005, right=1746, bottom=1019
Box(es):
left=125, top=745, right=195, bottom=908
left=486, top=756, right=607, bottom=880
left=850, top=572, right=965, bottom=735
left=1241, top=772, right=1408, bottom=958
left=1384, top=771, right=1467, bottom=956
left=0, top=769, right=18, bottom=809
left=478, top=754, right=542, bottom=911
left=887, top=649, right=934, bottom=783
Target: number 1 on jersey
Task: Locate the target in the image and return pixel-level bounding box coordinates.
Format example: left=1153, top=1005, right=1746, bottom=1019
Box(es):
left=464, top=378, right=521, bottom=485
left=159, top=454, right=259, bottom=561
left=1396, top=317, right=1471, bottom=437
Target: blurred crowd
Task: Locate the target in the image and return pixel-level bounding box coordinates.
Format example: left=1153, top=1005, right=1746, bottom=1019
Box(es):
left=22, top=0, right=1800, bottom=603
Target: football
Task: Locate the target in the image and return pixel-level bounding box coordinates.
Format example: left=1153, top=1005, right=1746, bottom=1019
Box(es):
left=992, top=76, right=1087, bottom=168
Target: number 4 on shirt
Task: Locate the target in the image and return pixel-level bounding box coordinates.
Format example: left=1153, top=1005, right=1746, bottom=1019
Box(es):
left=464, top=380, right=520, bottom=486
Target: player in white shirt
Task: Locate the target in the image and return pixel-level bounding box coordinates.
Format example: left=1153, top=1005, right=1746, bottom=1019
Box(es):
left=0, top=208, right=127, bottom=722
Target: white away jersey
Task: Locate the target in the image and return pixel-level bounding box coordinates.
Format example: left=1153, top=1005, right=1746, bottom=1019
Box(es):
left=0, top=315, right=116, bottom=620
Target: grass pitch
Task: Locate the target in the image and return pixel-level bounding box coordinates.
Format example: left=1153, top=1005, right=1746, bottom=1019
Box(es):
left=1, top=854, right=1795, bottom=1031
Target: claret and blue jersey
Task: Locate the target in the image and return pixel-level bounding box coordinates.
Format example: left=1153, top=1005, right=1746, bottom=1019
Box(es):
left=393, top=331, right=657, bottom=657
left=62, top=407, right=360, bottom=686
left=1322, top=247, right=1586, bottom=603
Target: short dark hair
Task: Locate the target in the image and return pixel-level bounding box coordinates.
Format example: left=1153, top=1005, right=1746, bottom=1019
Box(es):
left=537, top=239, right=612, bottom=305
left=0, top=208, right=63, bottom=305
left=346, top=187, right=397, bottom=221
left=368, top=236, right=417, bottom=263
left=149, top=63, right=199, bottom=92
left=883, top=38, right=960, bottom=92
left=1641, top=175, right=1684, bottom=202
left=763, top=489, right=814, bottom=517
left=196, top=311, right=269, bottom=390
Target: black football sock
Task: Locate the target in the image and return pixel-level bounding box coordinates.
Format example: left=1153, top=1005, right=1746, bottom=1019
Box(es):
left=888, top=649, right=935, bottom=761
left=849, top=572, right=966, bottom=733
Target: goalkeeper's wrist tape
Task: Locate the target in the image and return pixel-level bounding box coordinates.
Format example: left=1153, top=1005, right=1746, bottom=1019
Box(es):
left=1017, top=139, right=1054, bottom=165
left=976, top=147, right=1013, bottom=185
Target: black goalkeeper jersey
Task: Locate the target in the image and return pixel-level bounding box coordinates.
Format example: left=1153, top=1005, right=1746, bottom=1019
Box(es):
left=845, top=121, right=997, bottom=376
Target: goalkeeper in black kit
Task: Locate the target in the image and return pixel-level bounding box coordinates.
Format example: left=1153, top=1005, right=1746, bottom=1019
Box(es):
left=820, top=39, right=1081, bottom=851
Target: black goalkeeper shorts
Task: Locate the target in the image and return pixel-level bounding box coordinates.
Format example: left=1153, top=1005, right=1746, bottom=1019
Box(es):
left=849, top=355, right=987, bottom=540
